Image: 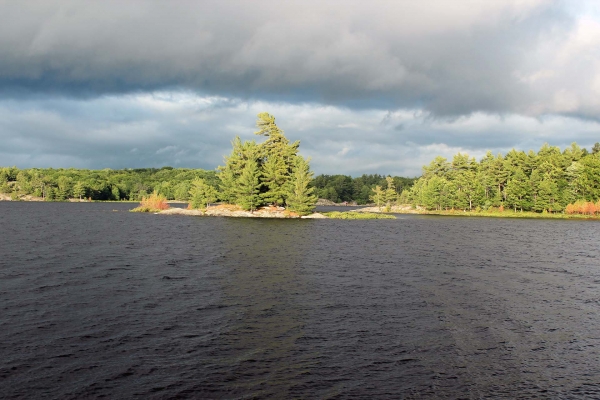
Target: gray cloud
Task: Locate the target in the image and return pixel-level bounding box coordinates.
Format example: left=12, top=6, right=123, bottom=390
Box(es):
left=2, top=94, right=599, bottom=176
left=0, top=0, right=585, bottom=117
left=2, top=1, right=600, bottom=175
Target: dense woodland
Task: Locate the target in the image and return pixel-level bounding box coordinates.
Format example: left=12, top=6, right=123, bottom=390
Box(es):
left=0, top=113, right=318, bottom=214
left=408, top=142, right=600, bottom=213
left=0, top=166, right=219, bottom=201
left=312, top=175, right=415, bottom=204
left=0, top=113, right=413, bottom=207
left=0, top=165, right=413, bottom=205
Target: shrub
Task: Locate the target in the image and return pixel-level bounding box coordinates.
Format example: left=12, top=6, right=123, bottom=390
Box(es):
left=131, top=191, right=169, bottom=212
left=564, top=200, right=600, bottom=216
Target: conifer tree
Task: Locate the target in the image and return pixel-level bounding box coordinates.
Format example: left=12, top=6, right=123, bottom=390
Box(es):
left=260, top=155, right=289, bottom=206
left=254, top=112, right=299, bottom=205
left=236, top=159, right=262, bottom=211
left=286, top=156, right=317, bottom=215
left=216, top=112, right=315, bottom=213
left=218, top=136, right=244, bottom=204
left=384, top=176, right=397, bottom=211
left=505, top=169, right=530, bottom=211
left=189, top=178, right=218, bottom=209
left=370, top=185, right=385, bottom=210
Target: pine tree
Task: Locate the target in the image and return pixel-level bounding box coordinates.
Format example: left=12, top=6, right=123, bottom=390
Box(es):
left=505, top=169, right=530, bottom=211
left=286, top=157, right=317, bottom=215
left=218, top=136, right=248, bottom=204
left=534, top=177, right=559, bottom=212
left=370, top=185, right=385, bottom=210
left=236, top=159, right=262, bottom=211
left=260, top=155, right=288, bottom=206
left=384, top=176, right=397, bottom=211
left=189, top=178, right=218, bottom=209
left=254, top=112, right=299, bottom=205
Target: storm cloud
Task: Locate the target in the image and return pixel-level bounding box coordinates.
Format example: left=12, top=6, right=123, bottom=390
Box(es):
left=1, top=0, right=599, bottom=174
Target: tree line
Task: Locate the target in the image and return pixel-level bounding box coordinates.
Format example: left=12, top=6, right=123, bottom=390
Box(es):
left=0, top=165, right=218, bottom=201
left=311, top=174, right=415, bottom=204
left=407, top=142, right=600, bottom=213
left=1, top=113, right=318, bottom=215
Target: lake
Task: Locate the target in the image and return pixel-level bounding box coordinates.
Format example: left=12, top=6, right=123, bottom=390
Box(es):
left=1, top=202, right=600, bottom=398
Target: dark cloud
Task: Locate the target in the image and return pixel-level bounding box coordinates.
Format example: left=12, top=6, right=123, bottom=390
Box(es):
left=0, top=0, right=580, bottom=117
left=2, top=1, right=600, bottom=175
left=2, top=95, right=598, bottom=176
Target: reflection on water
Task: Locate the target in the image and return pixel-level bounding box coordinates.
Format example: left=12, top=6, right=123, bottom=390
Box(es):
left=1, top=202, right=600, bottom=398
left=216, top=219, right=315, bottom=397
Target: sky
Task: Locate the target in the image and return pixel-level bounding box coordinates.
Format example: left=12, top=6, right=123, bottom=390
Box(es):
left=1, top=0, right=600, bottom=177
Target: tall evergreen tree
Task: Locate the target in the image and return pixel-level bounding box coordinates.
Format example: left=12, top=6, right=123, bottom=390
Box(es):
left=505, top=169, right=530, bottom=211
left=384, top=176, right=397, bottom=211
left=370, top=185, right=385, bottom=209
left=260, top=154, right=289, bottom=206
left=218, top=136, right=245, bottom=204
left=254, top=112, right=299, bottom=205
left=236, top=159, right=262, bottom=211
left=286, top=157, right=317, bottom=215
left=189, top=178, right=218, bottom=209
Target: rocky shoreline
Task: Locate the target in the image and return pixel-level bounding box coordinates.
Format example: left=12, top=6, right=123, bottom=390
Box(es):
left=159, top=205, right=328, bottom=219
left=353, top=204, right=422, bottom=213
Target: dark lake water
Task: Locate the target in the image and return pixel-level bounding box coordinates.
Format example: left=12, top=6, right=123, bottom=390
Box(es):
left=1, top=202, right=600, bottom=399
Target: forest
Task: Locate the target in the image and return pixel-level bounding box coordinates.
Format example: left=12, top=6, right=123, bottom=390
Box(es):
left=408, top=142, right=600, bottom=214
left=0, top=113, right=413, bottom=206
left=0, top=165, right=219, bottom=202
left=0, top=165, right=413, bottom=206
left=312, top=174, right=415, bottom=204
left=4, top=120, right=600, bottom=216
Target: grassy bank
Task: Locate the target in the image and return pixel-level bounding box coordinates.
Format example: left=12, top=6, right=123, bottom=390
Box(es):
left=419, top=209, right=600, bottom=220
left=323, top=211, right=396, bottom=220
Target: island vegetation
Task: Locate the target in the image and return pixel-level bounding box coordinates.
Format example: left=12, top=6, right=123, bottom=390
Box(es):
left=323, top=211, right=396, bottom=220
left=130, top=113, right=319, bottom=217
left=403, top=142, right=600, bottom=217
left=4, top=115, right=600, bottom=220
left=131, top=191, right=170, bottom=213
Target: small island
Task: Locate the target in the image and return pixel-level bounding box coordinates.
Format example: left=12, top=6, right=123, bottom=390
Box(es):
left=131, top=112, right=394, bottom=220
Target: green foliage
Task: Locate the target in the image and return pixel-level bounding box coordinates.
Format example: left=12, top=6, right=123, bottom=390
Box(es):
left=384, top=176, right=397, bottom=211
left=370, top=185, right=385, bottom=209
left=410, top=142, right=600, bottom=213
left=236, top=158, right=262, bottom=211
left=188, top=178, right=218, bottom=209
left=72, top=181, right=86, bottom=199
left=286, top=157, right=318, bottom=215
left=0, top=166, right=218, bottom=201
left=217, top=112, right=317, bottom=213
left=323, top=211, right=396, bottom=220
left=260, top=155, right=289, bottom=206
left=311, top=174, right=415, bottom=204
left=45, top=186, right=55, bottom=201
left=111, top=185, right=121, bottom=201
